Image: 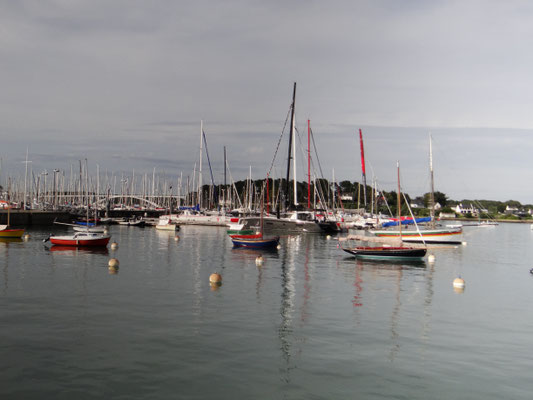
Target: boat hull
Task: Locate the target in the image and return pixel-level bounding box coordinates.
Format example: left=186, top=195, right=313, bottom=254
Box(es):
left=0, top=228, right=25, bottom=238
left=231, top=236, right=280, bottom=249
left=370, top=228, right=463, bottom=244
left=242, top=217, right=323, bottom=233
left=227, top=229, right=255, bottom=235
left=50, top=234, right=111, bottom=247
left=155, top=224, right=178, bottom=231
left=342, top=246, right=427, bottom=260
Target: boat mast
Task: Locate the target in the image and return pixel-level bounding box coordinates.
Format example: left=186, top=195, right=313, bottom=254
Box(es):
left=307, top=119, right=311, bottom=210
left=397, top=161, right=402, bottom=243
left=224, top=146, right=227, bottom=209
left=292, top=92, right=297, bottom=208
left=199, top=120, right=203, bottom=210
left=359, top=129, right=367, bottom=208
left=23, top=148, right=29, bottom=209
left=284, top=82, right=296, bottom=211
left=429, top=134, right=436, bottom=228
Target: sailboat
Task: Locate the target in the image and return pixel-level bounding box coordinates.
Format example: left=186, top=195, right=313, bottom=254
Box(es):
left=47, top=161, right=110, bottom=247
left=370, top=135, right=463, bottom=245
left=0, top=200, right=25, bottom=239
left=342, top=162, right=427, bottom=260
left=240, top=83, right=331, bottom=234
left=231, top=181, right=280, bottom=249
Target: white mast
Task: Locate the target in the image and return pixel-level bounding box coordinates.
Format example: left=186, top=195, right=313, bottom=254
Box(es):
left=23, top=148, right=29, bottom=209
left=199, top=120, right=203, bottom=209
left=429, top=134, right=435, bottom=228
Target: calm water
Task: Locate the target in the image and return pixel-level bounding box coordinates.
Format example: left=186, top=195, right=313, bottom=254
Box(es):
left=1, top=223, right=533, bottom=399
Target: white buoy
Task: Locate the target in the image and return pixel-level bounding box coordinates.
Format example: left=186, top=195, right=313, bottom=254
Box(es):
left=23, top=233, right=30, bottom=241
left=209, top=272, right=222, bottom=285
left=174, top=235, right=180, bottom=241
left=104, top=228, right=109, bottom=234
left=462, top=241, right=467, bottom=246
left=326, top=235, right=331, bottom=240
left=110, top=242, right=118, bottom=250
left=428, top=254, right=436, bottom=263
left=255, top=255, right=263, bottom=266
left=108, top=258, right=119, bottom=274
left=277, top=244, right=281, bottom=250
left=453, top=277, right=465, bottom=289
left=108, top=258, right=120, bottom=268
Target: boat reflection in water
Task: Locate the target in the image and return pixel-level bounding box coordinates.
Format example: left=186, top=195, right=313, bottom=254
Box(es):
left=46, top=245, right=110, bottom=255
left=0, top=237, right=23, bottom=245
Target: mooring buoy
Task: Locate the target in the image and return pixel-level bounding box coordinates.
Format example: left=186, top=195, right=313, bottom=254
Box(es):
left=209, top=272, right=222, bottom=285
left=453, top=277, right=465, bottom=289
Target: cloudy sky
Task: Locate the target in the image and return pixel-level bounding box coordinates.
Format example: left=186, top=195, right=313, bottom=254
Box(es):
left=1, top=0, right=533, bottom=203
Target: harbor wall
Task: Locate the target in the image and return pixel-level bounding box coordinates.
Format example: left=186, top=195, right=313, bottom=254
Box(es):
left=0, top=210, right=71, bottom=226
left=0, top=210, right=166, bottom=226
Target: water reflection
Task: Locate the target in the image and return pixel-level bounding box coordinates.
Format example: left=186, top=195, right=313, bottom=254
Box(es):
left=279, top=244, right=296, bottom=384
left=0, top=238, right=23, bottom=244
left=349, top=257, right=433, bottom=362
left=45, top=245, right=110, bottom=255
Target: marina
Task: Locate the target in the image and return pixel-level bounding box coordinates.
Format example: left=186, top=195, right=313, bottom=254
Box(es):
left=1, top=222, right=533, bottom=398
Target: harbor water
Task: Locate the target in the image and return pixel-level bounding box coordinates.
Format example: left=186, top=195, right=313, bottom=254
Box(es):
left=1, top=223, right=533, bottom=399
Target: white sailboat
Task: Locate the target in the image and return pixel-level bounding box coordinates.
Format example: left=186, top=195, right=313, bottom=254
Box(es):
left=370, top=135, right=463, bottom=244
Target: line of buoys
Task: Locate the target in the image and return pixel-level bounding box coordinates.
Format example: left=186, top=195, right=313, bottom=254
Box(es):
left=110, top=242, right=118, bottom=250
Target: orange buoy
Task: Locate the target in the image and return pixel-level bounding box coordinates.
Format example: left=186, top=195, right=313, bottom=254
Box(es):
left=209, top=272, right=222, bottom=285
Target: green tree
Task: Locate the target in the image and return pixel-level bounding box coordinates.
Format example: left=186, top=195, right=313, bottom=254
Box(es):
left=423, top=191, right=448, bottom=207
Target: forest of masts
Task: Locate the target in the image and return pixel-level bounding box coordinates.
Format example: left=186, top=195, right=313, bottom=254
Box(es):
left=0, top=161, right=391, bottom=214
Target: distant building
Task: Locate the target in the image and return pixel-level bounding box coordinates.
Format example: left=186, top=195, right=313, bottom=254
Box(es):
left=454, top=203, right=479, bottom=216
left=505, top=205, right=519, bottom=215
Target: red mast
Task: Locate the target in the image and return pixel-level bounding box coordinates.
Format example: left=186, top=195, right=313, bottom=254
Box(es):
left=359, top=129, right=367, bottom=207
left=266, top=173, right=270, bottom=214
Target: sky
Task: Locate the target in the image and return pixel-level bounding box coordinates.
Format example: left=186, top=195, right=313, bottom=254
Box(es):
left=2, top=0, right=533, bottom=203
